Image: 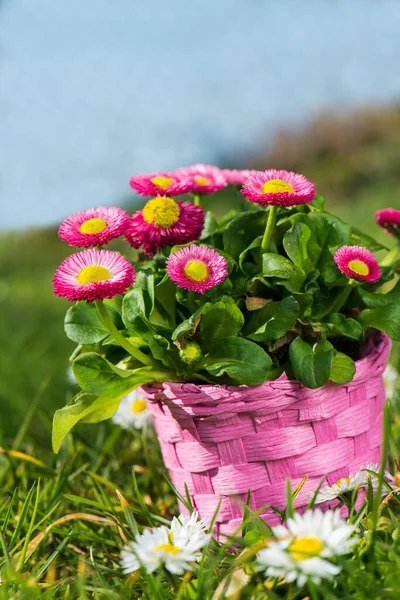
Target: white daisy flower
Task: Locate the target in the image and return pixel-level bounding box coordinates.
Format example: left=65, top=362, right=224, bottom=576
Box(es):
left=313, top=462, right=395, bottom=504
left=383, top=364, right=398, bottom=399
left=121, top=513, right=210, bottom=575
left=257, top=509, right=357, bottom=587
left=112, top=389, right=152, bottom=430
left=170, top=512, right=210, bottom=551
left=314, top=470, right=367, bottom=504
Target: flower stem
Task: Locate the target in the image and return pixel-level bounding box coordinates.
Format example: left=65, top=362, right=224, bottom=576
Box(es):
left=193, top=194, right=201, bottom=206
left=307, top=580, right=319, bottom=600
left=261, top=205, right=278, bottom=252
left=328, top=278, right=356, bottom=315
left=94, top=300, right=155, bottom=367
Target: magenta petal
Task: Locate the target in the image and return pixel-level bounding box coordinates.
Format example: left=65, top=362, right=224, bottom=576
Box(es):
left=125, top=201, right=205, bottom=256
left=241, top=169, right=315, bottom=207
left=166, top=245, right=228, bottom=294
left=58, top=207, right=130, bottom=248
left=52, top=249, right=135, bottom=302
left=333, top=246, right=381, bottom=283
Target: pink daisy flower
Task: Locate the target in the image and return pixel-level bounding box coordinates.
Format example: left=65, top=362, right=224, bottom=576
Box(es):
left=333, top=246, right=381, bottom=283
left=125, top=196, right=204, bottom=256
left=58, top=207, right=130, bottom=248
left=241, top=169, right=315, bottom=207
left=177, top=164, right=227, bottom=194
left=166, top=244, right=228, bottom=294
left=53, top=249, right=135, bottom=302
left=375, top=208, right=400, bottom=238
left=129, top=171, right=193, bottom=197
left=221, top=169, right=252, bottom=186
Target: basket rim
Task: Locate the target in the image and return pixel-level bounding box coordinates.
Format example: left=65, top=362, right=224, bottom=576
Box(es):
left=143, top=333, right=390, bottom=395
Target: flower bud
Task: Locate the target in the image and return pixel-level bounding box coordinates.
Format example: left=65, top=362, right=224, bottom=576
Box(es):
left=179, top=342, right=202, bottom=364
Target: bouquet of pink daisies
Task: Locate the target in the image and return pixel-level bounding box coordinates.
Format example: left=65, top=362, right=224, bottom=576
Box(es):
left=52, top=164, right=400, bottom=451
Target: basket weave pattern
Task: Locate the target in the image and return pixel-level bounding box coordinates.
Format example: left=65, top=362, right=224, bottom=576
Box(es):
left=141, top=336, right=390, bottom=538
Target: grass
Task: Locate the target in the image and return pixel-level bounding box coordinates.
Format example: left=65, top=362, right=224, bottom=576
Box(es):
left=1, top=105, right=400, bottom=596
left=0, top=397, right=400, bottom=598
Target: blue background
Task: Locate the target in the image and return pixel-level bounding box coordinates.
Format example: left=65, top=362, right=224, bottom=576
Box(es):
left=2, top=0, right=400, bottom=228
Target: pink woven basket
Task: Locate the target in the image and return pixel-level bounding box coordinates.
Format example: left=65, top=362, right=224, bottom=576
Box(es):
left=141, top=335, right=390, bottom=539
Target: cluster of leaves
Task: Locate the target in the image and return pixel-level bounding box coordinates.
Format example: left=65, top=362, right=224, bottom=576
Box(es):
left=53, top=195, right=400, bottom=451
left=1, top=401, right=400, bottom=599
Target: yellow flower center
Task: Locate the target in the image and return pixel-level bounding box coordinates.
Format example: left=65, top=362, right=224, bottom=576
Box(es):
left=184, top=260, right=209, bottom=282
left=185, top=345, right=200, bottom=360
left=261, top=179, right=295, bottom=194
left=348, top=260, right=369, bottom=276
left=79, top=218, right=108, bottom=234
left=131, top=399, right=147, bottom=414
left=76, top=265, right=111, bottom=285
left=289, top=537, right=324, bottom=561
left=142, top=197, right=180, bottom=228
left=194, top=176, right=210, bottom=186
left=150, top=176, right=175, bottom=190
left=154, top=542, right=180, bottom=555
left=180, top=342, right=202, bottom=363
left=336, top=477, right=351, bottom=486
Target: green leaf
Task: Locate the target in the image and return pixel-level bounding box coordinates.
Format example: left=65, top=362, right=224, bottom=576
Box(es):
left=172, top=303, right=212, bottom=341
left=223, top=210, right=265, bottom=259
left=314, top=211, right=351, bottom=247
left=199, top=301, right=244, bottom=350
left=151, top=280, right=176, bottom=330
left=262, top=253, right=299, bottom=279
left=64, top=302, right=121, bottom=345
left=307, top=211, right=351, bottom=248
left=148, top=335, right=177, bottom=369
left=330, top=352, right=356, bottom=384
left=317, top=255, right=345, bottom=287
left=283, top=222, right=313, bottom=273
left=289, top=337, right=334, bottom=389
left=132, top=270, right=157, bottom=317
left=200, top=211, right=219, bottom=239
left=359, top=280, right=400, bottom=309
left=204, top=337, right=272, bottom=386
left=53, top=358, right=172, bottom=452
left=323, top=313, right=363, bottom=341
left=359, top=303, right=400, bottom=340
left=122, top=289, right=152, bottom=338
left=52, top=391, right=123, bottom=453
left=238, top=236, right=262, bottom=275
left=292, top=291, right=315, bottom=317
left=73, top=352, right=153, bottom=397
left=310, top=194, right=325, bottom=210
left=295, top=216, right=323, bottom=268
left=306, top=211, right=351, bottom=286
left=144, top=272, right=155, bottom=308
left=262, top=253, right=305, bottom=292
left=243, top=296, right=300, bottom=342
